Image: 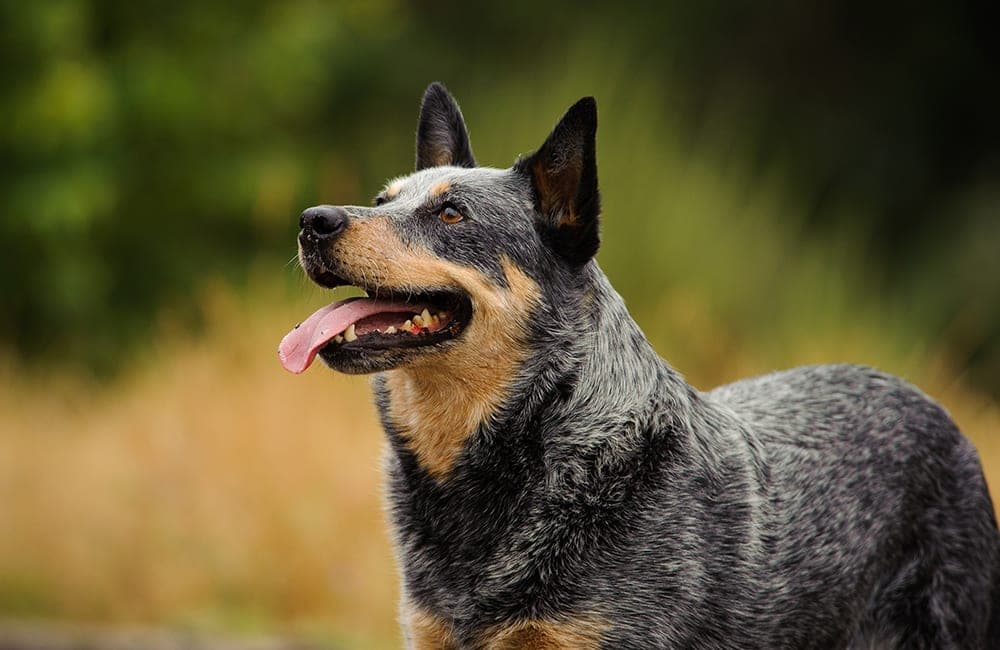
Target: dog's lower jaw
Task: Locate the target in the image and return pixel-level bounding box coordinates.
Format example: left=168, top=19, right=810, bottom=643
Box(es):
left=319, top=339, right=450, bottom=374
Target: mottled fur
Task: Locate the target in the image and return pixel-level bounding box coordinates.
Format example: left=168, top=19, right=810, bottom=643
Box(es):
left=295, top=83, right=1000, bottom=648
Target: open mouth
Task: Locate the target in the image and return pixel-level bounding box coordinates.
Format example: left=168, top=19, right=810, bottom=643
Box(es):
left=279, top=286, right=471, bottom=374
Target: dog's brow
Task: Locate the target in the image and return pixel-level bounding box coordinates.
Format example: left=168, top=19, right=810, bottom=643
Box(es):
left=385, top=179, right=406, bottom=199
left=375, top=178, right=409, bottom=206
left=428, top=179, right=450, bottom=199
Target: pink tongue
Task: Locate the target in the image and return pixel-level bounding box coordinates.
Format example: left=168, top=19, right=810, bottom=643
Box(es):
left=278, top=297, right=424, bottom=374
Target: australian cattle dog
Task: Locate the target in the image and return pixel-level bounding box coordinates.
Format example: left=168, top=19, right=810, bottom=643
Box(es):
left=280, top=83, right=1000, bottom=648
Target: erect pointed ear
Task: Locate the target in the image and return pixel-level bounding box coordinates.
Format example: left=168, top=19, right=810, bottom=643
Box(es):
left=515, top=97, right=600, bottom=266
left=415, top=82, right=477, bottom=171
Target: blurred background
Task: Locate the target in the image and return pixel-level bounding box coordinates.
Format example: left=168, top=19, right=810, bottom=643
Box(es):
left=1, top=1, right=998, bottom=648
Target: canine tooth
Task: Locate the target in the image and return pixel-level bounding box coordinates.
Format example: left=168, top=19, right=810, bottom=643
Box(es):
left=385, top=326, right=397, bottom=334
left=412, top=314, right=424, bottom=327
left=421, top=308, right=432, bottom=325
left=334, top=335, right=344, bottom=344
left=344, top=323, right=357, bottom=342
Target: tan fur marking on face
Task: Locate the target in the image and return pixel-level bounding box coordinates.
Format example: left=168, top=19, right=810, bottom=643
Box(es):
left=429, top=179, right=451, bottom=198
left=405, top=606, right=458, bottom=649
left=330, top=218, right=540, bottom=480
left=386, top=180, right=405, bottom=199
left=385, top=257, right=538, bottom=480
left=478, top=617, right=607, bottom=649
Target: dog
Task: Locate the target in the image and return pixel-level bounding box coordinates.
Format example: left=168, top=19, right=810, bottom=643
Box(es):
left=279, top=82, right=1000, bottom=649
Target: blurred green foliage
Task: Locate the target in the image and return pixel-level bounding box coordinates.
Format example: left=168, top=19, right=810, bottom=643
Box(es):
left=1, top=1, right=998, bottom=389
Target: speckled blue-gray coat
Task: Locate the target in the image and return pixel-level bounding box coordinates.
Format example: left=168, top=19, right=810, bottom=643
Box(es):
left=282, top=83, right=1000, bottom=649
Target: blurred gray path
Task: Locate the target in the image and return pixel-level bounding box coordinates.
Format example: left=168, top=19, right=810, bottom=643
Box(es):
left=0, top=623, right=329, bottom=650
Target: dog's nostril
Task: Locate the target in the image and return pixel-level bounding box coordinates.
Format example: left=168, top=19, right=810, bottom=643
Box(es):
left=300, top=205, right=348, bottom=237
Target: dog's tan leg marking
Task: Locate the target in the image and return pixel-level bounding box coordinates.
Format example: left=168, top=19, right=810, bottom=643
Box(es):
left=331, top=219, right=540, bottom=480
left=405, top=607, right=459, bottom=649
left=404, top=609, right=605, bottom=650
left=478, top=618, right=607, bottom=649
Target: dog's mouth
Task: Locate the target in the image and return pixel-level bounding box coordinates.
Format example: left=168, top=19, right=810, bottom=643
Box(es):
left=279, top=275, right=472, bottom=374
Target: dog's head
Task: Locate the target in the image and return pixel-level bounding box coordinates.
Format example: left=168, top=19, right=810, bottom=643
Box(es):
left=279, top=83, right=600, bottom=375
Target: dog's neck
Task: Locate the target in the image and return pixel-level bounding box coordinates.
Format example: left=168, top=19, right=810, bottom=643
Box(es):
left=561, top=266, right=680, bottom=419
left=531, top=267, right=701, bottom=478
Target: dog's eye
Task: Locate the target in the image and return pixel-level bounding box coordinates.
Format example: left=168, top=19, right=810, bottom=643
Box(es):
left=439, top=206, right=464, bottom=224
left=374, top=194, right=387, bottom=207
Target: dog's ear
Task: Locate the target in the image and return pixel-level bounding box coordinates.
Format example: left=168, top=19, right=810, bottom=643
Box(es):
left=415, top=82, right=477, bottom=171
left=516, top=97, right=600, bottom=266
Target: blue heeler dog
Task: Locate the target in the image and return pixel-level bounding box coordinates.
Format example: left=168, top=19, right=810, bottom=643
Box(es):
left=279, top=83, right=1000, bottom=648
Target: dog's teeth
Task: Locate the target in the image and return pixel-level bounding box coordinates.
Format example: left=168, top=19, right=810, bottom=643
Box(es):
left=412, top=314, right=424, bottom=327
left=385, top=326, right=397, bottom=334
left=421, top=308, right=432, bottom=325
left=403, top=319, right=412, bottom=329
left=344, top=323, right=357, bottom=342
left=334, top=335, right=344, bottom=344
left=437, top=312, right=448, bottom=322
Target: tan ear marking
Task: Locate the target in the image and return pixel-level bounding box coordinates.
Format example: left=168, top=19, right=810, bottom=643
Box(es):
left=532, top=157, right=581, bottom=227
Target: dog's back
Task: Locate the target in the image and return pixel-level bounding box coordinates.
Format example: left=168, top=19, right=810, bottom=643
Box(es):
left=707, top=365, right=999, bottom=647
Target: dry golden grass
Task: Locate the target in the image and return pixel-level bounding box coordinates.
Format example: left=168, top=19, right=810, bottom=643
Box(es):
left=0, top=277, right=997, bottom=649
left=0, top=282, right=400, bottom=648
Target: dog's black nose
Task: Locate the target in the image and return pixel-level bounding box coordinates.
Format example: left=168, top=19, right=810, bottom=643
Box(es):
left=300, top=205, right=348, bottom=238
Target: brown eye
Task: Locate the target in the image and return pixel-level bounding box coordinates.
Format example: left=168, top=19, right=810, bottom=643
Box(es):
left=440, top=206, right=463, bottom=224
